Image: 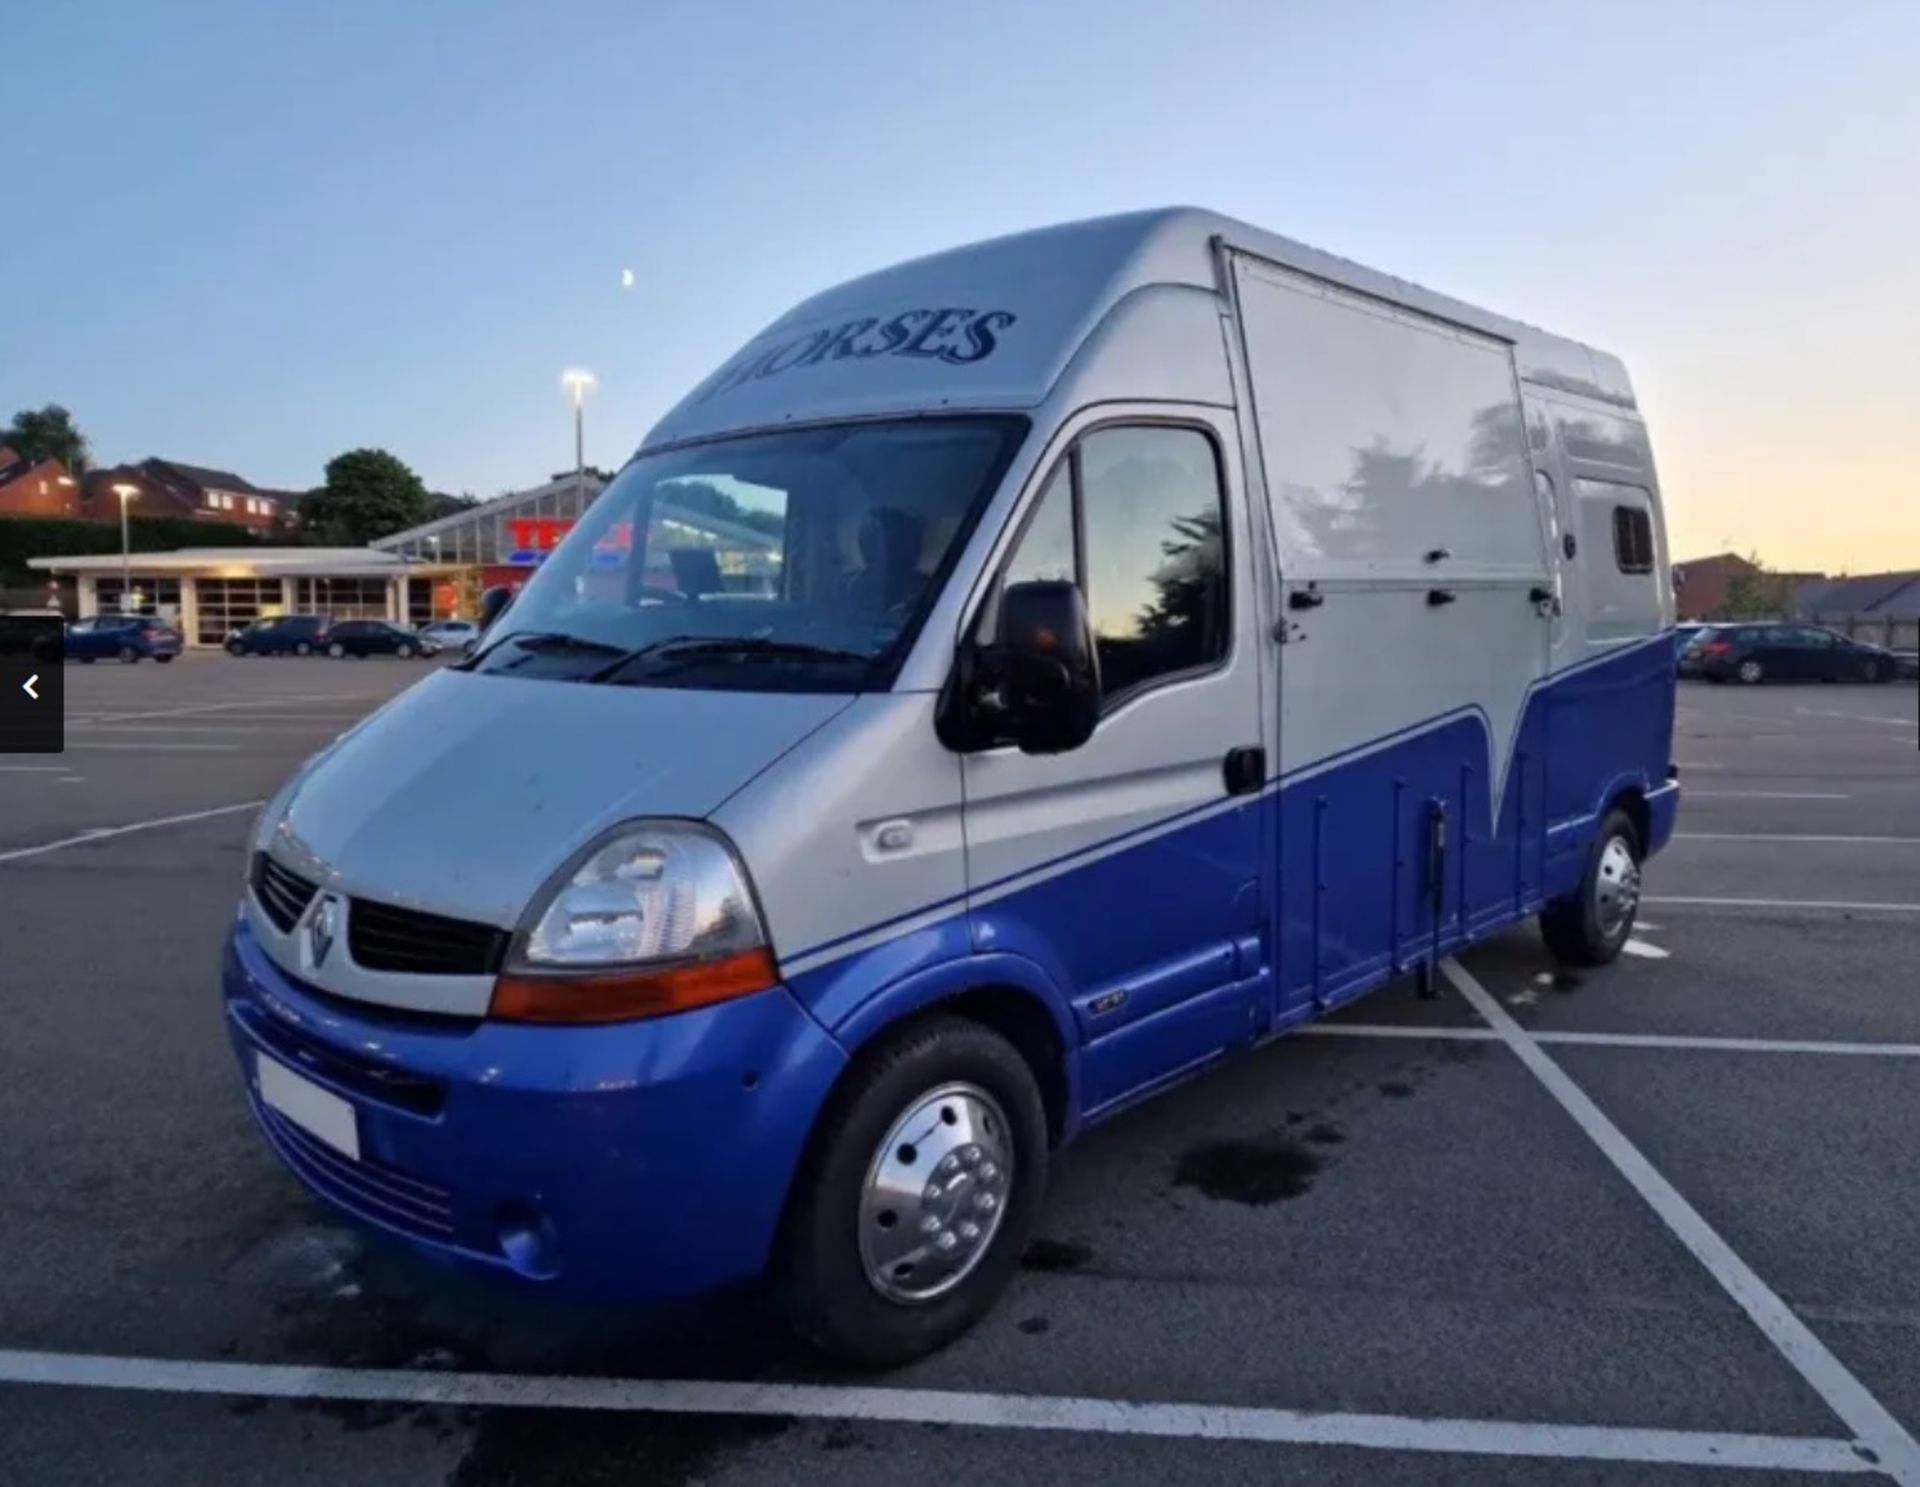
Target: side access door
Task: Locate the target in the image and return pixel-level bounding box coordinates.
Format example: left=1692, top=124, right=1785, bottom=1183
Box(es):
left=957, top=411, right=1270, bottom=1118
left=1222, top=249, right=1555, bottom=1008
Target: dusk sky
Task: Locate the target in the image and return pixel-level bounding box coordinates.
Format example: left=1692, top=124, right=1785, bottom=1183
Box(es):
left=6, top=0, right=1915, bottom=571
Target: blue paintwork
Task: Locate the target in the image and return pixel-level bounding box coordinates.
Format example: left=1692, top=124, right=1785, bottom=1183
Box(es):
left=223, top=915, right=848, bottom=1298
left=231, top=634, right=1674, bottom=1303
left=65, top=617, right=182, bottom=661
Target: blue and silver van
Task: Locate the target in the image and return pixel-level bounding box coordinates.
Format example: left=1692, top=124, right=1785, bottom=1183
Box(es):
left=225, top=208, right=1678, bottom=1365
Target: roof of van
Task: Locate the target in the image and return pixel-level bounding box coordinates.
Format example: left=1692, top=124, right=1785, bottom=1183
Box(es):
left=645, top=207, right=1637, bottom=450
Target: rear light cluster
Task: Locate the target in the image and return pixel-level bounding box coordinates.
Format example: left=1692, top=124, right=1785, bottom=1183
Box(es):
left=1702, top=640, right=1733, bottom=655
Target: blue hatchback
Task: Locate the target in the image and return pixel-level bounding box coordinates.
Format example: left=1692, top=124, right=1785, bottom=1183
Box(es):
left=66, top=615, right=184, bottom=663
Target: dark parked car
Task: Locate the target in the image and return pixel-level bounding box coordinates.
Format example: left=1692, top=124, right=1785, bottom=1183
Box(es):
left=324, top=620, right=436, bottom=658
left=2, top=610, right=66, bottom=664
left=1681, top=622, right=1899, bottom=684
left=227, top=615, right=331, bottom=657
left=66, top=615, right=183, bottom=664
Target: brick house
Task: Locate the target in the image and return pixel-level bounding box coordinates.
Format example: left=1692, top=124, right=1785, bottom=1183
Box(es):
left=81, top=458, right=291, bottom=532
left=1671, top=551, right=1826, bottom=621
left=0, top=446, right=83, bottom=517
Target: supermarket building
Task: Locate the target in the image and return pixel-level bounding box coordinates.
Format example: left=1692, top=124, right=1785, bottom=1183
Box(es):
left=28, top=472, right=609, bottom=648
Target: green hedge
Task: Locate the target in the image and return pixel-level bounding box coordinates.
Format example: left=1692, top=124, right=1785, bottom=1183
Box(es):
left=0, top=516, right=280, bottom=584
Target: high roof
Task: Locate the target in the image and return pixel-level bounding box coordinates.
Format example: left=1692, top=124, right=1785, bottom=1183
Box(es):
left=646, top=207, right=1636, bottom=451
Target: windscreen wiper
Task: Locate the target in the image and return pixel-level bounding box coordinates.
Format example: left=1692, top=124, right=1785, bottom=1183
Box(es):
left=470, top=630, right=628, bottom=671
left=586, top=635, right=874, bottom=684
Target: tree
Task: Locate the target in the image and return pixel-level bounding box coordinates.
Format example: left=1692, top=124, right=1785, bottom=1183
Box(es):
left=1717, top=553, right=1794, bottom=620
left=5, top=404, right=90, bottom=472
left=298, top=449, right=430, bottom=545
left=424, top=490, right=481, bottom=522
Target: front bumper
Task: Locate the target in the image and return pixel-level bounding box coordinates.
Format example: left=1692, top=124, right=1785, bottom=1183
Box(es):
left=223, top=917, right=847, bottom=1299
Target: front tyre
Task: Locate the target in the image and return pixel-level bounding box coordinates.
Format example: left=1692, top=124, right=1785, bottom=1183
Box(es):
left=1737, top=658, right=1765, bottom=684
left=783, top=1015, right=1048, bottom=1369
left=1540, top=807, right=1642, bottom=967
left=1873, top=657, right=1896, bottom=684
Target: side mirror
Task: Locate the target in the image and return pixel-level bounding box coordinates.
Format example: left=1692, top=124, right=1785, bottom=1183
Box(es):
left=478, top=586, right=514, bottom=631
left=987, top=580, right=1099, bottom=754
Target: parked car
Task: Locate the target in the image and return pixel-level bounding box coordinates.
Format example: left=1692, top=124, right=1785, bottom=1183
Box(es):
left=228, top=208, right=1682, bottom=1368
left=1681, top=622, right=1899, bottom=684
left=324, top=619, right=436, bottom=658
left=417, top=619, right=479, bottom=652
left=227, top=615, right=331, bottom=657
left=2, top=609, right=67, bottom=664
left=66, top=615, right=183, bottom=664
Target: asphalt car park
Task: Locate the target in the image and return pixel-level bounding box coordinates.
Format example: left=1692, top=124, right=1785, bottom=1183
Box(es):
left=1, top=657, right=1916, bottom=1485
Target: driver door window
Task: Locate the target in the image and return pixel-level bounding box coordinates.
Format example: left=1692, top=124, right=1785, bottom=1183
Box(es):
left=996, top=426, right=1230, bottom=707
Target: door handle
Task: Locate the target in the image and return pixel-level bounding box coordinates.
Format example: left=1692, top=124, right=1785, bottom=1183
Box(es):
left=1288, top=588, right=1324, bottom=611
left=1223, top=746, right=1266, bottom=797
left=1426, top=588, right=1457, bottom=607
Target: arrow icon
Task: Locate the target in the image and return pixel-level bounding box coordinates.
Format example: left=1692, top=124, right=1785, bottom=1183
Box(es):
left=20, top=674, right=38, bottom=701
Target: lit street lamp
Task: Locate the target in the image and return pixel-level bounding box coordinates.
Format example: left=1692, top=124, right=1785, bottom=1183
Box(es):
left=562, top=369, right=596, bottom=515
left=111, top=483, right=139, bottom=611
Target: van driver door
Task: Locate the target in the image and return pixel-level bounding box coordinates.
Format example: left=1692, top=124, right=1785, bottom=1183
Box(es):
left=957, top=410, right=1269, bottom=1118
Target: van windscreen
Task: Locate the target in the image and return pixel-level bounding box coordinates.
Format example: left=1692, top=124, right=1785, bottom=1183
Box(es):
left=473, top=416, right=1026, bottom=692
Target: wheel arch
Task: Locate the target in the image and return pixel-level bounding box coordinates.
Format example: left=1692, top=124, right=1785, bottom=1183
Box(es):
left=824, top=953, right=1082, bottom=1148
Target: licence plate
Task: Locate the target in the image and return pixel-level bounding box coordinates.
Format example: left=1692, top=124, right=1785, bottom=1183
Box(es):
left=257, top=1052, right=360, bottom=1161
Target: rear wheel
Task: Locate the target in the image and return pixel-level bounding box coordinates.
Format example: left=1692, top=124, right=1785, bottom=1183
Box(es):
left=117, top=645, right=139, bottom=664
left=226, top=641, right=246, bottom=657
left=294, top=641, right=312, bottom=657
left=328, top=642, right=346, bottom=658
left=1737, top=658, right=1765, bottom=684
left=154, top=653, right=174, bottom=664
left=1540, top=808, right=1642, bottom=967
left=396, top=643, right=415, bottom=659
left=1873, top=657, right=1895, bottom=684
left=783, top=1015, right=1048, bottom=1369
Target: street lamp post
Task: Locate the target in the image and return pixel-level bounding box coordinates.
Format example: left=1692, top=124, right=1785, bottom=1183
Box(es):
left=111, top=483, right=139, bottom=612
left=561, top=369, right=596, bottom=515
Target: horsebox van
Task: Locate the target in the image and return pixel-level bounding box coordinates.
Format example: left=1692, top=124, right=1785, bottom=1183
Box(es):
left=225, top=208, right=1678, bottom=1365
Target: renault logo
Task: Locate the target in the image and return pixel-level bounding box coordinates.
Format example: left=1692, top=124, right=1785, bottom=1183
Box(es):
left=307, top=894, right=341, bottom=969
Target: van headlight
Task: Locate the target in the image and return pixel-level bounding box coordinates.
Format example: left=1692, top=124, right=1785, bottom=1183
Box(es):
left=491, top=822, right=777, bottom=1024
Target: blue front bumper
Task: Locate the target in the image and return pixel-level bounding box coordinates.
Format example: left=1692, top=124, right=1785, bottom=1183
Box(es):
left=223, top=918, right=847, bottom=1299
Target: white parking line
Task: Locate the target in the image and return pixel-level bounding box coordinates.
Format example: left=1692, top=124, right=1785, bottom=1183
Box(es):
left=76, top=698, right=388, bottom=724
left=1687, top=792, right=1852, bottom=801
left=1621, top=940, right=1671, bottom=959
left=1442, top=958, right=1920, bottom=1483
left=1796, top=708, right=1912, bottom=727
left=0, top=765, right=69, bottom=773
left=1676, top=834, right=1920, bottom=846
left=1645, top=896, right=1920, bottom=915
left=64, top=742, right=243, bottom=752
left=0, top=801, right=262, bottom=865
left=1306, top=1024, right=1920, bottom=1058
left=0, top=1349, right=1875, bottom=1475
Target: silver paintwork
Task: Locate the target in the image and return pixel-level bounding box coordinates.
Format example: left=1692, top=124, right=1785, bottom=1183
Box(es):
left=1595, top=834, right=1642, bottom=938
left=858, top=1081, right=1013, bottom=1303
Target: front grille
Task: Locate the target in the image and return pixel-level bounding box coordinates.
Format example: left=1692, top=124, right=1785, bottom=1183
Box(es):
left=348, top=898, right=508, bottom=976
left=252, top=853, right=318, bottom=933
left=240, top=1004, right=448, bottom=1116
left=254, top=1096, right=455, bottom=1240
